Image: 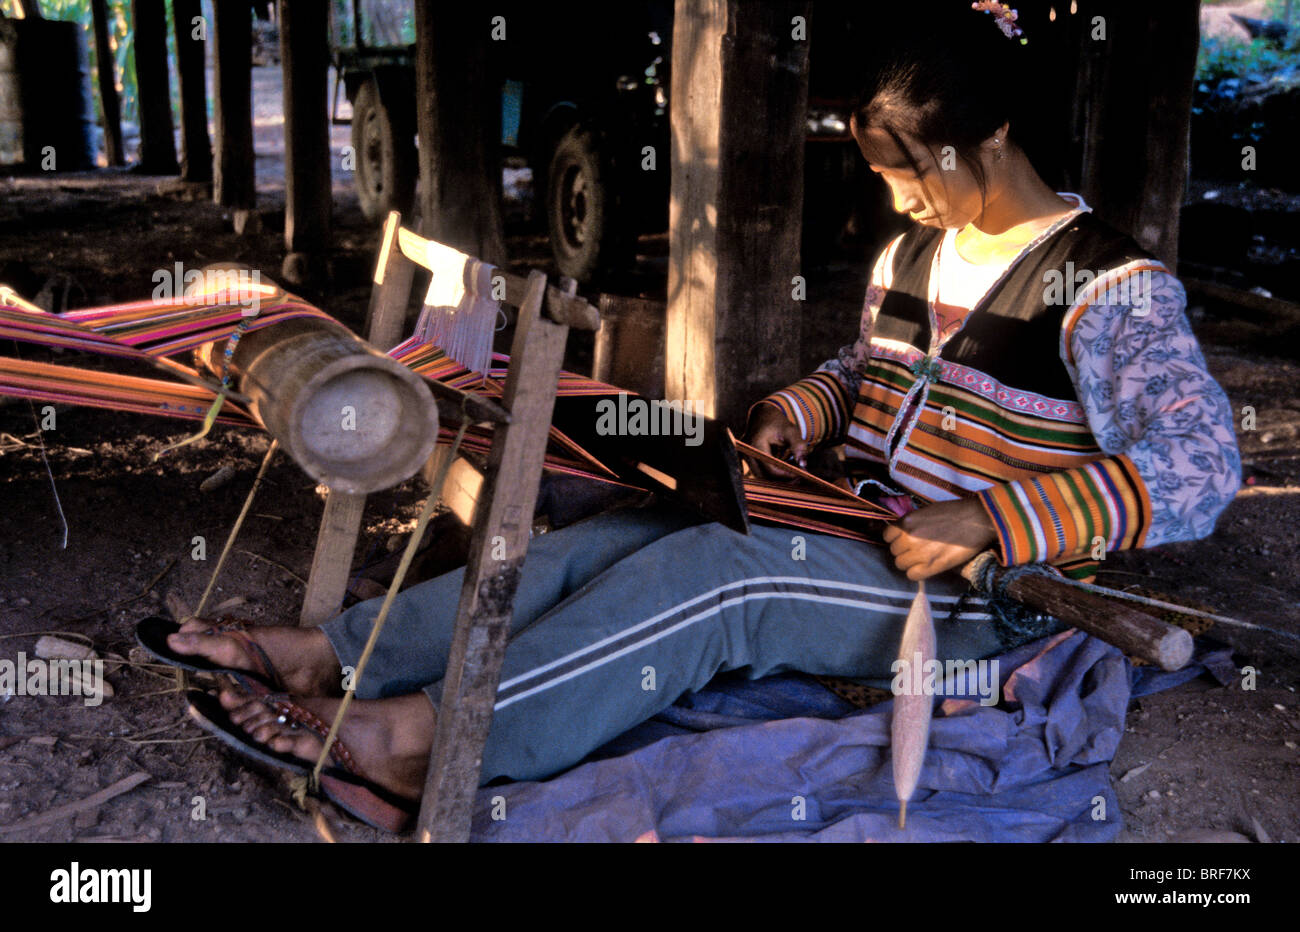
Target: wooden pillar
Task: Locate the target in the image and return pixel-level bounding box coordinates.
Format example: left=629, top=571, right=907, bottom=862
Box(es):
left=89, top=0, right=125, bottom=167
left=278, top=0, right=332, bottom=285
left=213, top=0, right=256, bottom=226
left=666, top=0, right=809, bottom=430
left=412, top=2, right=505, bottom=263
left=172, top=0, right=212, bottom=183
left=131, top=0, right=179, bottom=174
left=1073, top=0, right=1198, bottom=268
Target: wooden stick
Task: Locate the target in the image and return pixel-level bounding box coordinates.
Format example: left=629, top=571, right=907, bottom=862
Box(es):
left=0, top=772, right=150, bottom=836
left=365, top=213, right=416, bottom=351
left=416, top=270, right=570, bottom=842
left=961, top=553, right=1193, bottom=672
left=1183, top=277, right=1300, bottom=327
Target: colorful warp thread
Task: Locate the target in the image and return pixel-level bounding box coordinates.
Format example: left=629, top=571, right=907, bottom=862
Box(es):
left=0, top=293, right=898, bottom=543
left=1, top=288, right=332, bottom=424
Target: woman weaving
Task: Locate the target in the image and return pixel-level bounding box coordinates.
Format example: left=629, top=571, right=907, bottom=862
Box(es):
left=145, top=2, right=1240, bottom=830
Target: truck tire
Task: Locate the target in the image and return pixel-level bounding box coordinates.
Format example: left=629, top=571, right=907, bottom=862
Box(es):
left=352, top=79, right=416, bottom=223
left=546, top=122, right=634, bottom=283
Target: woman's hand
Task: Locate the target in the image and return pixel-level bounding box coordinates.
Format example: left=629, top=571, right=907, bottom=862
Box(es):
left=747, top=404, right=809, bottom=480
left=882, top=498, right=997, bottom=580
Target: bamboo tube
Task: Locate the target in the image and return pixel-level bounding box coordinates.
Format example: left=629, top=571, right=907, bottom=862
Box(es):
left=200, top=314, right=438, bottom=494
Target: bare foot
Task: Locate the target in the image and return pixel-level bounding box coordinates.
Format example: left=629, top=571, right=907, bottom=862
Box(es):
left=219, top=687, right=436, bottom=802
left=167, top=621, right=342, bottom=696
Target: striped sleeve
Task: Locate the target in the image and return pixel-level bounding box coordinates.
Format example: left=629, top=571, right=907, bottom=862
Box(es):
left=977, top=265, right=1241, bottom=565
left=748, top=237, right=900, bottom=446
left=976, top=455, right=1151, bottom=564
left=750, top=372, right=853, bottom=446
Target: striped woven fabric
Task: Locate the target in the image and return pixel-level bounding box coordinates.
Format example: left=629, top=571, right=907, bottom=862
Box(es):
left=755, top=342, right=1149, bottom=579
left=0, top=354, right=257, bottom=425
left=1, top=287, right=331, bottom=425
left=732, top=435, right=896, bottom=542
left=1, top=293, right=895, bottom=544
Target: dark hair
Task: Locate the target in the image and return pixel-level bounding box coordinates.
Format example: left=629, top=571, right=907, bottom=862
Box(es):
left=852, top=3, right=1033, bottom=209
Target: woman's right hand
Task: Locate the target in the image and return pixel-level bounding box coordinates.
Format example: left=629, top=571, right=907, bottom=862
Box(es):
left=747, top=404, right=810, bottom=481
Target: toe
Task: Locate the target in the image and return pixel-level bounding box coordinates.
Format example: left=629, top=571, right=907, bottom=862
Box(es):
left=232, top=704, right=276, bottom=731
left=268, top=732, right=302, bottom=754
left=166, top=631, right=198, bottom=652
left=250, top=721, right=278, bottom=743
left=218, top=687, right=256, bottom=710
left=219, top=690, right=274, bottom=727
left=168, top=631, right=243, bottom=669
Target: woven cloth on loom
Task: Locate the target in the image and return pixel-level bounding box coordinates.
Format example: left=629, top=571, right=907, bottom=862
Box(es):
left=0, top=287, right=333, bottom=425
left=0, top=292, right=898, bottom=541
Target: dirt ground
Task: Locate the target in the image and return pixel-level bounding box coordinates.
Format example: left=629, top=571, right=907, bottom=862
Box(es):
left=2, top=66, right=1298, bottom=844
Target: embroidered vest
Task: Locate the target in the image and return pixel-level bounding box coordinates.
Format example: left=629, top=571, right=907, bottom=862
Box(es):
left=848, top=212, right=1156, bottom=576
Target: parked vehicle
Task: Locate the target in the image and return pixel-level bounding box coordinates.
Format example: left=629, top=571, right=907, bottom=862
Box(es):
left=329, top=0, right=856, bottom=282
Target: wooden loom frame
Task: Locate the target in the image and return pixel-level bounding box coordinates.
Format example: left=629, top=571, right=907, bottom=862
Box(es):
left=300, top=210, right=599, bottom=841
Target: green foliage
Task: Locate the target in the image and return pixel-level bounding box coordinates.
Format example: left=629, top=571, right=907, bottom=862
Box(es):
left=332, top=0, right=354, bottom=47
left=1265, top=0, right=1295, bottom=20
left=1197, top=2, right=1299, bottom=83
left=1197, top=34, right=1292, bottom=83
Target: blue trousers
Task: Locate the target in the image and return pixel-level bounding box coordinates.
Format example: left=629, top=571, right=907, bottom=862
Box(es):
left=322, top=503, right=1010, bottom=784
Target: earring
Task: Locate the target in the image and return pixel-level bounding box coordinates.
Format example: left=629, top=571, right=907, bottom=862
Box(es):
left=994, top=138, right=1005, bottom=162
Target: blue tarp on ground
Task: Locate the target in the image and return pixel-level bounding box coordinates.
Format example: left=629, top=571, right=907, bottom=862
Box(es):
left=468, top=630, right=1234, bottom=842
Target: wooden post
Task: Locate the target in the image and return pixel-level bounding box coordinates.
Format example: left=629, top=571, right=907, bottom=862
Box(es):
left=89, top=0, right=125, bottom=167
left=412, top=2, right=505, bottom=263
left=363, top=211, right=417, bottom=351
left=593, top=293, right=666, bottom=398
left=213, top=0, right=256, bottom=228
left=300, top=491, right=368, bottom=627
left=131, top=0, right=179, bottom=174
left=172, top=0, right=212, bottom=184
left=417, top=271, right=569, bottom=842
left=1073, top=0, right=1198, bottom=268
left=278, top=0, right=332, bottom=285
left=299, top=213, right=415, bottom=626
left=665, top=0, right=809, bottom=430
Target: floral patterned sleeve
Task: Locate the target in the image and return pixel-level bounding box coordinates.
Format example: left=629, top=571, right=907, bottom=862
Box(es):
left=747, top=237, right=901, bottom=445
left=976, top=264, right=1242, bottom=565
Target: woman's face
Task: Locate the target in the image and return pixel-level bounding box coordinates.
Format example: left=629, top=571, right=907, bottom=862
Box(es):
left=851, top=117, right=993, bottom=230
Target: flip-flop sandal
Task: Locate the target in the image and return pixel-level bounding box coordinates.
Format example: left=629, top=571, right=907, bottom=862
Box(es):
left=186, top=688, right=312, bottom=775
left=185, top=688, right=418, bottom=834
left=135, top=615, right=284, bottom=692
